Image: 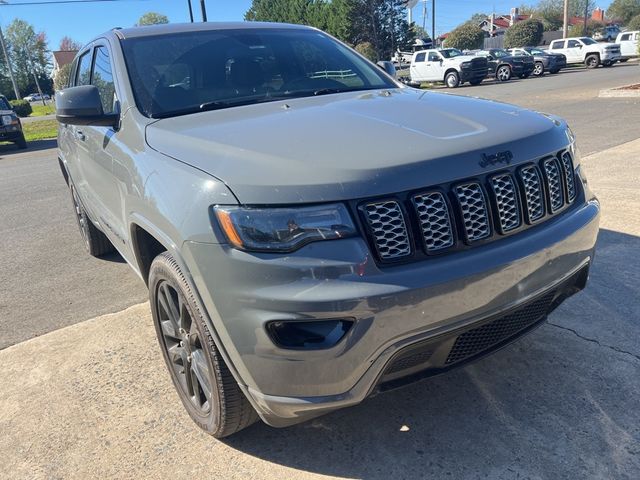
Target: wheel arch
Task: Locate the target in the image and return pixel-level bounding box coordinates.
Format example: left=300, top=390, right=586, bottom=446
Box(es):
left=443, top=68, right=459, bottom=80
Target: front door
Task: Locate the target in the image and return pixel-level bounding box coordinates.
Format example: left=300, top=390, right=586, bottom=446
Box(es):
left=410, top=51, right=428, bottom=82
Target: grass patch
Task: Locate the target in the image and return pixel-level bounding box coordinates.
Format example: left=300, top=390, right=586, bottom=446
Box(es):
left=29, top=104, right=56, bottom=117
left=23, top=119, right=58, bottom=141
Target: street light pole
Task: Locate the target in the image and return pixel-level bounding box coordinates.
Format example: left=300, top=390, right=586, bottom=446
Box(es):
left=431, top=0, right=435, bottom=46
left=0, top=25, right=20, bottom=100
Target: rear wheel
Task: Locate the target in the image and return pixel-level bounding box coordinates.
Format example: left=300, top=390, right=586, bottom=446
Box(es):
left=585, top=54, right=599, bottom=68
left=69, top=184, right=114, bottom=257
left=496, top=65, right=511, bottom=82
left=445, top=71, right=460, bottom=88
left=149, top=252, right=259, bottom=438
left=533, top=62, right=544, bottom=76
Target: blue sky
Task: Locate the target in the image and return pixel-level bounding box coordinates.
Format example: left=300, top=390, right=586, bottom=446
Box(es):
left=0, top=0, right=613, bottom=52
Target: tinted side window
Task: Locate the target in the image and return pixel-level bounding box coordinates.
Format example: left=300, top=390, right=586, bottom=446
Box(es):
left=428, top=52, right=439, bottom=62
left=567, top=40, right=580, bottom=48
left=415, top=52, right=426, bottom=62
left=92, top=46, right=116, bottom=114
left=620, top=33, right=631, bottom=41
left=551, top=41, right=564, bottom=50
left=76, top=50, right=92, bottom=86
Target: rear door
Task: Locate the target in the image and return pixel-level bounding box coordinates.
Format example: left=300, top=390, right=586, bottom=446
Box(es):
left=410, top=51, right=428, bottom=82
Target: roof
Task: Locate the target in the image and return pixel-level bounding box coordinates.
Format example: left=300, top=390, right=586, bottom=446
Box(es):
left=52, top=50, right=77, bottom=68
left=114, top=21, right=312, bottom=40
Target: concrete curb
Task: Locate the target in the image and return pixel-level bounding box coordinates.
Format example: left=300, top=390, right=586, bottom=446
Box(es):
left=599, top=83, right=640, bottom=98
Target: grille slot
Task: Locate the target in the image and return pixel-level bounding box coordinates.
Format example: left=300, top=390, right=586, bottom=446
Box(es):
left=363, top=201, right=411, bottom=260
left=413, top=192, right=454, bottom=252
left=560, top=152, right=576, bottom=202
left=454, top=183, right=490, bottom=242
left=490, top=174, right=521, bottom=232
left=519, top=165, right=545, bottom=222
left=542, top=158, right=564, bottom=212
left=445, top=290, right=556, bottom=365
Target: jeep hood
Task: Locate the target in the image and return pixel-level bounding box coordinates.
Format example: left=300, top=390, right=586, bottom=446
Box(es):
left=146, top=88, right=570, bottom=204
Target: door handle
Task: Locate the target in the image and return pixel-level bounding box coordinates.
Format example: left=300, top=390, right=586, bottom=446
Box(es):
left=76, top=130, right=85, bottom=141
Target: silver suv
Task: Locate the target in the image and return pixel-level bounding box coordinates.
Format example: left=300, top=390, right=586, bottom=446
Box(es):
left=56, top=22, right=600, bottom=438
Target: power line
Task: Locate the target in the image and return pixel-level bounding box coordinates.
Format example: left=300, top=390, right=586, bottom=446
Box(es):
left=0, top=0, right=149, bottom=6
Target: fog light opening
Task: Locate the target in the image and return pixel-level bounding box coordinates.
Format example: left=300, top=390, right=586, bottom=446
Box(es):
left=266, top=319, right=353, bottom=350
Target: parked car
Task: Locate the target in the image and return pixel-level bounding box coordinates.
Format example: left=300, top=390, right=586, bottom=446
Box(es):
left=616, top=30, right=639, bottom=61
left=56, top=22, right=600, bottom=438
left=409, top=48, right=488, bottom=87
left=594, top=25, right=621, bottom=42
left=473, top=48, right=535, bottom=81
left=506, top=47, right=567, bottom=76
left=0, top=94, right=27, bottom=149
left=547, top=37, right=621, bottom=68
left=23, top=93, right=51, bottom=102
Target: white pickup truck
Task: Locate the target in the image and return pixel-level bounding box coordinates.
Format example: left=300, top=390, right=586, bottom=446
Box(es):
left=547, top=37, right=621, bottom=68
left=409, top=48, right=488, bottom=88
left=616, top=30, right=639, bottom=61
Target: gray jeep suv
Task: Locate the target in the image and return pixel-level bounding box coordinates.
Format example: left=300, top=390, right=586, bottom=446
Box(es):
left=56, top=22, right=600, bottom=438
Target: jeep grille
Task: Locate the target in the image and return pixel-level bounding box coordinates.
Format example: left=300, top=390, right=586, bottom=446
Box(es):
left=360, top=151, right=578, bottom=263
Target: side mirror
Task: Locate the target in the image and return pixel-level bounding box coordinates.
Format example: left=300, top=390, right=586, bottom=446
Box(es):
left=376, top=60, right=397, bottom=79
left=55, top=85, right=118, bottom=127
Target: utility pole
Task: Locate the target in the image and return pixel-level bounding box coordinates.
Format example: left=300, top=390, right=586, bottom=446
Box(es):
left=583, top=0, right=588, bottom=36
left=0, top=25, right=20, bottom=100
left=431, top=0, right=435, bottom=46
left=200, top=0, right=207, bottom=22
left=563, top=0, right=569, bottom=38
left=187, top=0, right=194, bottom=22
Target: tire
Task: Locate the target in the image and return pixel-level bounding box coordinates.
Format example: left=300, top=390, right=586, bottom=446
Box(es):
left=533, top=62, right=544, bottom=76
left=15, top=133, right=27, bottom=149
left=496, top=65, right=511, bottom=82
left=70, top=184, right=115, bottom=257
left=445, top=71, right=460, bottom=88
left=585, top=54, right=599, bottom=69
left=469, top=78, right=483, bottom=86
left=149, top=252, right=259, bottom=438
left=619, top=58, right=629, bottom=63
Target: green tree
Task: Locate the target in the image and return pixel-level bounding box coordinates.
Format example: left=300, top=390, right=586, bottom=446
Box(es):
left=355, top=42, right=377, bottom=61
left=534, top=0, right=596, bottom=31
left=5, top=19, right=51, bottom=95
left=54, top=62, right=72, bottom=91
left=445, top=23, right=485, bottom=50
left=627, top=13, right=640, bottom=30
left=137, top=11, right=169, bottom=26
left=607, top=0, right=640, bottom=25
left=504, top=19, right=544, bottom=48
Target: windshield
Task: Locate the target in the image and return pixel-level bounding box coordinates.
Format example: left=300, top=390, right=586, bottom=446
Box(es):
left=580, top=37, right=597, bottom=45
left=120, top=28, right=397, bottom=118
left=439, top=48, right=463, bottom=58
left=0, top=97, right=11, bottom=110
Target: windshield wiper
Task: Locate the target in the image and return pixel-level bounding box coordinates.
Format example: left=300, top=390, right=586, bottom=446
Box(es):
left=312, top=88, right=344, bottom=96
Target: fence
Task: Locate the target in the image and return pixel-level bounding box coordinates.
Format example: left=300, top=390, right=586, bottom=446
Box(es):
left=483, top=30, right=565, bottom=49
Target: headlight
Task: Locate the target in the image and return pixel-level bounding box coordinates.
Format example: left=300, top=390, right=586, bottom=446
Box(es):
left=213, top=203, right=356, bottom=252
left=460, top=61, right=471, bottom=68
left=2, top=115, right=12, bottom=126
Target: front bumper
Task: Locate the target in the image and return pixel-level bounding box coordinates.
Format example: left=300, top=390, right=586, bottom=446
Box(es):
left=459, top=68, right=487, bottom=83
left=0, top=126, right=23, bottom=141
left=183, top=182, right=600, bottom=428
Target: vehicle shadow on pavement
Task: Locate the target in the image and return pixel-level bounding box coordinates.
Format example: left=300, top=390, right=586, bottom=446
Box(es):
left=0, top=138, right=57, bottom=157
left=222, top=227, right=640, bottom=479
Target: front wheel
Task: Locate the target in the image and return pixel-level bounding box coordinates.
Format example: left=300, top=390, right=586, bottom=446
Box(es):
left=496, top=65, right=511, bottom=82
left=533, top=62, right=544, bottom=76
left=149, top=252, right=259, bottom=438
left=445, top=71, right=460, bottom=88
left=585, top=54, right=599, bottom=68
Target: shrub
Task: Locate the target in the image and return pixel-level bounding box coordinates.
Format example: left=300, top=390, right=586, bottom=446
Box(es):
left=627, top=14, right=640, bottom=31
left=10, top=99, right=32, bottom=117
left=355, top=42, right=377, bottom=61
left=504, top=19, right=544, bottom=48
left=445, top=22, right=485, bottom=51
